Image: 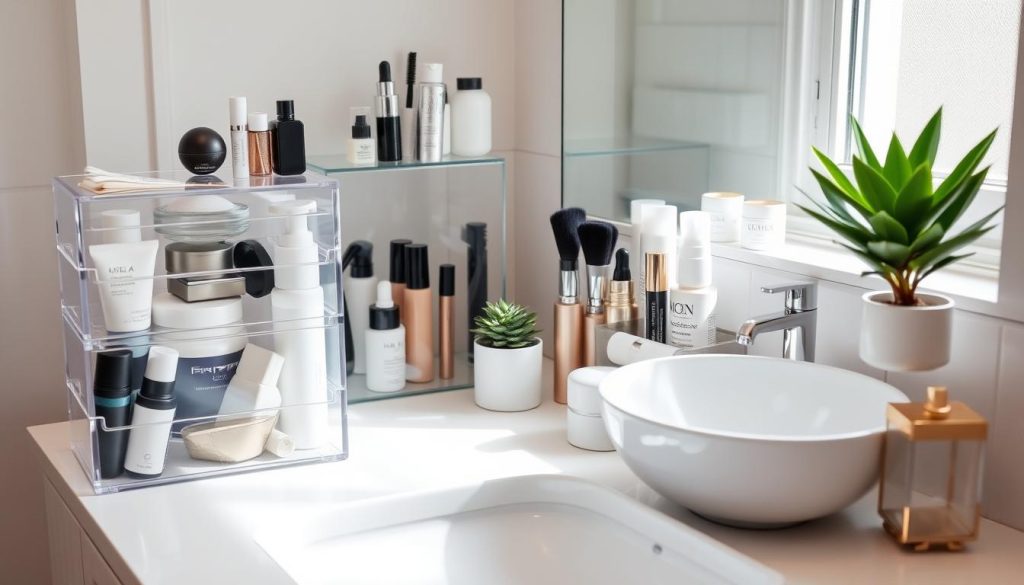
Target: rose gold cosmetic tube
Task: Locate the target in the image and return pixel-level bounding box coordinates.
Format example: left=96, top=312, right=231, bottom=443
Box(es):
left=404, top=244, right=434, bottom=383
left=391, top=282, right=406, bottom=326
left=554, top=301, right=583, bottom=403
left=583, top=311, right=606, bottom=367
left=247, top=113, right=272, bottom=176
left=439, top=264, right=455, bottom=379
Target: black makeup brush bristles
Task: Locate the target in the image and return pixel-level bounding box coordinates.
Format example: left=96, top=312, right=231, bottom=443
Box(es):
left=578, top=220, right=618, bottom=267
left=613, top=248, right=631, bottom=281
left=550, top=207, right=587, bottom=267
left=405, top=52, right=417, bottom=108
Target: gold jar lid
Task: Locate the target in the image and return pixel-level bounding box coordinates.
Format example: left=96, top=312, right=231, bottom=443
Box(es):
left=887, top=386, right=987, bottom=441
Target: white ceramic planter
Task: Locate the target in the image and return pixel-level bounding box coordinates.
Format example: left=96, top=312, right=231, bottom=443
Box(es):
left=473, top=339, right=543, bottom=411
left=859, top=291, right=954, bottom=372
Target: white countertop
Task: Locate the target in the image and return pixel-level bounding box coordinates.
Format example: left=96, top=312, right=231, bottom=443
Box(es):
left=30, top=363, right=1024, bottom=585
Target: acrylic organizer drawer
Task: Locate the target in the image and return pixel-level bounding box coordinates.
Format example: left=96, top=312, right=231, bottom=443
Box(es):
left=53, top=171, right=348, bottom=493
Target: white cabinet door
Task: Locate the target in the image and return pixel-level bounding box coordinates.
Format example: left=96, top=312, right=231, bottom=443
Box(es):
left=82, top=537, right=122, bottom=585
left=44, top=480, right=84, bottom=585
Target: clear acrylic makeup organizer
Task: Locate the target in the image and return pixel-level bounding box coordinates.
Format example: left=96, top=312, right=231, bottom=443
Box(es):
left=54, top=171, right=348, bottom=494
left=306, top=153, right=507, bottom=404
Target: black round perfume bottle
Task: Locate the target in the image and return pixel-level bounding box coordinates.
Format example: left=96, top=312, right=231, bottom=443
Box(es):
left=178, top=127, right=227, bottom=175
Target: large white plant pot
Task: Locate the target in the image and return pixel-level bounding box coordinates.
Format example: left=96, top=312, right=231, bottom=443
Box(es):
left=859, top=291, right=954, bottom=372
left=473, top=339, right=543, bottom=412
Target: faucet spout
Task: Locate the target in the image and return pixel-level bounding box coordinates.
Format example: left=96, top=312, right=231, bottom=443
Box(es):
left=735, top=310, right=817, bottom=362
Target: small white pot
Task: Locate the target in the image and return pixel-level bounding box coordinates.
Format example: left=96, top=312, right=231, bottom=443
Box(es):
left=473, top=339, right=543, bottom=412
left=859, top=291, right=954, bottom=372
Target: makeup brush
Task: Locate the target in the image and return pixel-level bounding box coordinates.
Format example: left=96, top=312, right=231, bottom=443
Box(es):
left=549, top=207, right=586, bottom=404
left=606, top=248, right=638, bottom=325
left=577, top=221, right=618, bottom=366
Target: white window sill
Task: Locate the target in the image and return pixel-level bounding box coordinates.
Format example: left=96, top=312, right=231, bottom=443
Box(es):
left=710, top=234, right=1001, bottom=317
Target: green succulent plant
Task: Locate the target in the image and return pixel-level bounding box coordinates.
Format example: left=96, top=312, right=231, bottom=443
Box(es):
left=471, top=299, right=540, bottom=349
left=799, top=108, right=1002, bottom=306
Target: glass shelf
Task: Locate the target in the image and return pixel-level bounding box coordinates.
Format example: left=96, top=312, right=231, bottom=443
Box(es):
left=307, top=153, right=505, bottom=174
left=346, top=353, right=475, bottom=404
left=563, top=136, right=708, bottom=158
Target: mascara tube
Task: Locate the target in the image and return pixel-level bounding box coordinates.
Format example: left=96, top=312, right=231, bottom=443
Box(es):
left=463, top=223, right=487, bottom=363
left=645, top=252, right=667, bottom=343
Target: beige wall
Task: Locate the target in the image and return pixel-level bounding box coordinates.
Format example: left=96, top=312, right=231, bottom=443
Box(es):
left=0, top=0, right=86, bottom=582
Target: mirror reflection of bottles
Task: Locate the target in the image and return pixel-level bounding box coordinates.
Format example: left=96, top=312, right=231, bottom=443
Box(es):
left=669, top=212, right=718, bottom=350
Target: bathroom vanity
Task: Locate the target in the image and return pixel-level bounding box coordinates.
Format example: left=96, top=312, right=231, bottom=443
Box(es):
left=31, top=359, right=1024, bottom=584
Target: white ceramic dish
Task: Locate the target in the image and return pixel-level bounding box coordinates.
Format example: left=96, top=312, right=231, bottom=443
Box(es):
left=600, top=355, right=908, bottom=527
left=255, top=474, right=782, bottom=585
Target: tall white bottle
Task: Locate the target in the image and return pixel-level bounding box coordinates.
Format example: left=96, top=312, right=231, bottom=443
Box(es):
left=346, top=242, right=377, bottom=375
left=229, top=97, right=249, bottom=179
left=124, top=346, right=179, bottom=478
left=271, top=200, right=328, bottom=449
left=629, top=199, right=664, bottom=311
left=638, top=204, right=677, bottom=314
left=669, top=211, right=718, bottom=350
left=366, top=281, right=406, bottom=392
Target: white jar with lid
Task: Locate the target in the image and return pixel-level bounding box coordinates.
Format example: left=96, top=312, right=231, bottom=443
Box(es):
left=741, top=200, right=787, bottom=251
left=451, top=77, right=492, bottom=157
left=152, top=293, right=246, bottom=430
left=701, top=192, right=745, bottom=243
left=567, top=366, right=615, bottom=451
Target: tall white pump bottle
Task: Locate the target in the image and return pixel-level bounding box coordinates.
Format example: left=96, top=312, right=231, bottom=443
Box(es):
left=271, top=200, right=328, bottom=449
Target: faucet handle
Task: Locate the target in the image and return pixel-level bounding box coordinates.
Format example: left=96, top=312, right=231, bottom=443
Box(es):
left=761, top=282, right=818, bottom=312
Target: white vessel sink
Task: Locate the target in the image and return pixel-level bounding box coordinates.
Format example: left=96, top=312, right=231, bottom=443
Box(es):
left=600, top=355, right=908, bottom=527
left=255, top=474, right=781, bottom=585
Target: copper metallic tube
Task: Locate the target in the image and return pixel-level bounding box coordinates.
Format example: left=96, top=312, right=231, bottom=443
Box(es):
left=583, top=311, right=606, bottom=366
left=554, top=301, right=583, bottom=403
left=404, top=287, right=434, bottom=383
left=391, top=282, right=406, bottom=326
left=439, top=295, right=454, bottom=379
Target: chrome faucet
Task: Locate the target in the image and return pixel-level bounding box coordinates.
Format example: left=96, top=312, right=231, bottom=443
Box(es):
left=736, top=282, right=818, bottom=362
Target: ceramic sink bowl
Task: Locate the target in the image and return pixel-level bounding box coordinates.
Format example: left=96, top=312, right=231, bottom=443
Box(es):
left=599, top=355, right=908, bottom=527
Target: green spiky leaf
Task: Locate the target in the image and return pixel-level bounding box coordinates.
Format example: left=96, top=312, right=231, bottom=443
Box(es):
left=471, top=299, right=540, bottom=349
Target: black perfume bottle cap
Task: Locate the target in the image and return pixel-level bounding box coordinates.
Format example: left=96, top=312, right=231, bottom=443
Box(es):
left=439, top=264, right=455, bottom=296
left=352, top=115, right=371, bottom=139
left=463, top=222, right=487, bottom=247
left=405, top=244, right=430, bottom=290
left=457, top=78, right=483, bottom=90
left=94, top=350, right=132, bottom=398
left=370, top=281, right=400, bottom=330
left=390, top=239, right=411, bottom=283
left=276, top=100, right=295, bottom=120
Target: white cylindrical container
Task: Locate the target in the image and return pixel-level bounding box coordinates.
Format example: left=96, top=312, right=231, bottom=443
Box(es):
left=639, top=204, right=678, bottom=311
left=366, top=281, right=406, bottom=393
left=860, top=291, right=954, bottom=371
left=669, top=211, right=718, bottom=350
left=701, top=192, right=745, bottom=243
left=270, top=200, right=329, bottom=449
left=416, top=63, right=446, bottom=162
left=741, top=200, right=787, bottom=251
left=473, top=339, right=543, bottom=412
left=629, top=199, right=665, bottom=310
left=229, top=97, right=249, bottom=179
left=124, top=346, right=179, bottom=477
left=451, top=77, right=492, bottom=157
left=151, top=293, right=246, bottom=432
left=567, top=366, right=615, bottom=451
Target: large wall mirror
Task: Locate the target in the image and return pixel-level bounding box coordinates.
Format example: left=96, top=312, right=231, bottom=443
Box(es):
left=562, top=0, right=1019, bottom=268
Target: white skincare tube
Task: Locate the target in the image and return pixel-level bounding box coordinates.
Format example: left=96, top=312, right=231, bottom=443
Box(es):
left=629, top=199, right=664, bottom=307
left=606, top=331, right=678, bottom=366
left=89, top=210, right=158, bottom=333
left=229, top=97, right=249, bottom=179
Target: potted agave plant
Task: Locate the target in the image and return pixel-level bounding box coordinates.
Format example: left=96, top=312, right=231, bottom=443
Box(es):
left=471, top=299, right=543, bottom=411
left=800, top=108, right=1001, bottom=371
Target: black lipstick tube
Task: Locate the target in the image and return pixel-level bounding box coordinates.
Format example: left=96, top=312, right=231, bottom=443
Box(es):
left=376, top=61, right=403, bottom=162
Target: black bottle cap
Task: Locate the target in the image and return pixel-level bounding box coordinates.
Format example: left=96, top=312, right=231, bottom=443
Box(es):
left=276, top=100, right=295, bottom=120
left=352, top=115, right=371, bottom=139
left=439, top=264, right=455, bottom=296
left=462, top=222, right=487, bottom=247
left=370, top=303, right=400, bottom=330
left=94, top=350, right=132, bottom=398
left=343, top=240, right=374, bottom=278
left=457, top=78, right=483, bottom=90
left=389, top=239, right=412, bottom=283
left=232, top=240, right=275, bottom=298
left=613, top=248, right=631, bottom=281
left=405, top=244, right=430, bottom=290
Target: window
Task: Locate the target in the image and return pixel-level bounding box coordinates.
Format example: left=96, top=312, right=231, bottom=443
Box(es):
left=789, top=0, right=1022, bottom=273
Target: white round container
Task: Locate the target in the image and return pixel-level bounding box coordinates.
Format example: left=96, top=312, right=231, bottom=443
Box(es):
left=473, top=339, right=543, bottom=412
left=741, top=200, right=786, bottom=251
left=701, top=192, right=745, bottom=243
left=451, top=78, right=492, bottom=157
left=567, top=366, right=615, bottom=451
left=151, top=293, right=246, bottom=429
left=860, top=291, right=954, bottom=371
